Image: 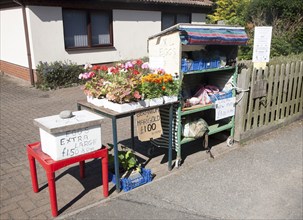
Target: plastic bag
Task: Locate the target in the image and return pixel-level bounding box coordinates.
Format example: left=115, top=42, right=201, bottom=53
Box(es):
left=183, top=118, right=208, bottom=138
left=189, top=85, right=219, bottom=106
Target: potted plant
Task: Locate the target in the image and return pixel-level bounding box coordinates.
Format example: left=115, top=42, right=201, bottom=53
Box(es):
left=141, top=70, right=180, bottom=105
left=79, top=64, right=111, bottom=106
left=162, top=73, right=180, bottom=103
left=107, top=144, right=140, bottom=174
left=107, top=144, right=152, bottom=192
left=79, top=59, right=152, bottom=111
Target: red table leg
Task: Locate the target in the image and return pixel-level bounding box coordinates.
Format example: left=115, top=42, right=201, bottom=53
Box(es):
left=102, top=154, right=109, bottom=197
left=46, top=171, right=58, bottom=217
left=28, top=154, right=39, bottom=193
left=79, top=161, right=85, bottom=179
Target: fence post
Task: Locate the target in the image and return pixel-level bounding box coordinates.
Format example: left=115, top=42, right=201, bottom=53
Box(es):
left=234, top=68, right=251, bottom=142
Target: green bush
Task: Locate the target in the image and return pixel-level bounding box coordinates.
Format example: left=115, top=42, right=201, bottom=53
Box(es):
left=35, top=60, right=83, bottom=90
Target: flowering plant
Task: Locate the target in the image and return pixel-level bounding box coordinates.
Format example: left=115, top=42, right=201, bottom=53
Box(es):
left=80, top=63, right=110, bottom=98
left=79, top=59, right=150, bottom=103
left=141, top=70, right=180, bottom=99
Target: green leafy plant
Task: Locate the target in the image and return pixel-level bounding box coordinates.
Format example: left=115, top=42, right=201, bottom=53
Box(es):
left=36, top=60, right=83, bottom=90
left=106, top=73, right=142, bottom=103
left=107, top=144, right=141, bottom=174
left=141, top=71, right=180, bottom=99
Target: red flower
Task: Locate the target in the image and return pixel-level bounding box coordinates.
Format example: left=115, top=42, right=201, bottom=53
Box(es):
left=136, top=59, right=143, bottom=66
left=92, top=65, right=101, bottom=70
left=109, top=67, right=119, bottom=74
left=133, top=69, right=140, bottom=75
left=100, top=65, right=108, bottom=71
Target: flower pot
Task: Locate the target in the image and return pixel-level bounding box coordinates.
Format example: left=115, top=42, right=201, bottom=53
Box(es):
left=86, top=95, right=93, bottom=103
left=149, top=97, right=164, bottom=106
left=138, top=99, right=150, bottom=108
left=104, top=101, right=140, bottom=113
left=88, top=97, right=108, bottom=107
left=163, top=96, right=178, bottom=103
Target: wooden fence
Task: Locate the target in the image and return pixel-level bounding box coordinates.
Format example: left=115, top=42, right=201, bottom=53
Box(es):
left=234, top=61, right=303, bottom=142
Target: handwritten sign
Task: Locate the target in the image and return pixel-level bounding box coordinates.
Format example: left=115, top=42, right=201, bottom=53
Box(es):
left=215, top=97, right=236, bottom=121
left=39, top=125, right=101, bottom=161
left=252, top=26, right=272, bottom=63
left=135, top=108, right=163, bottom=141
left=58, top=127, right=100, bottom=158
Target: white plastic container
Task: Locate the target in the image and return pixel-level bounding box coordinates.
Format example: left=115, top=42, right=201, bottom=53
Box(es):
left=34, top=110, right=104, bottom=161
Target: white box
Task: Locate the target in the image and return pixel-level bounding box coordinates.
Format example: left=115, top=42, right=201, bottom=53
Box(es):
left=34, top=110, right=104, bottom=161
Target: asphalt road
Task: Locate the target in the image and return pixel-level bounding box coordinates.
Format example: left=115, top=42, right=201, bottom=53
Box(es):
left=60, top=120, right=303, bottom=220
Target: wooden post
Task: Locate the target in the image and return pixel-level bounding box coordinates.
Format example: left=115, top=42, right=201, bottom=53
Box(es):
left=234, top=68, right=250, bottom=142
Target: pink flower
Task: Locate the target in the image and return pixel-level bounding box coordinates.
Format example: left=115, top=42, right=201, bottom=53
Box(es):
left=84, top=63, right=92, bottom=70
left=79, top=71, right=95, bottom=80
left=141, top=62, right=149, bottom=69
left=124, top=61, right=133, bottom=69
left=88, top=71, right=95, bottom=78
left=154, top=68, right=165, bottom=75
left=133, top=90, right=141, bottom=99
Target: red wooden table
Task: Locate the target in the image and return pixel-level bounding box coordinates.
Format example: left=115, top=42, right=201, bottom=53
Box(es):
left=27, top=142, right=108, bottom=217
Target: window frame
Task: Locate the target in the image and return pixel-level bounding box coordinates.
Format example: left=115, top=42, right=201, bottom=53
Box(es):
left=161, top=12, right=192, bottom=31
left=62, top=8, right=113, bottom=50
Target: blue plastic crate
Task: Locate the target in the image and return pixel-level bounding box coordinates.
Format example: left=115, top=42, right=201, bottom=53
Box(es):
left=199, top=60, right=206, bottom=70
left=192, top=61, right=201, bottom=71
left=210, top=57, right=220, bottom=68
left=182, top=59, right=206, bottom=72
left=209, top=90, right=233, bottom=103
left=109, top=168, right=152, bottom=192
left=181, top=59, right=192, bottom=72
left=204, top=59, right=212, bottom=69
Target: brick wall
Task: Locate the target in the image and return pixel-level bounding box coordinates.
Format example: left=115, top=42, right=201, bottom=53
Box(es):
left=0, top=60, right=35, bottom=82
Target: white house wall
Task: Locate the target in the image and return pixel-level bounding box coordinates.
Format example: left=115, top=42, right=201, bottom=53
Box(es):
left=27, top=6, right=123, bottom=67
left=0, top=7, right=28, bottom=67
left=26, top=6, right=65, bottom=67
left=113, top=10, right=161, bottom=61
left=3, top=6, right=208, bottom=69
left=27, top=7, right=161, bottom=67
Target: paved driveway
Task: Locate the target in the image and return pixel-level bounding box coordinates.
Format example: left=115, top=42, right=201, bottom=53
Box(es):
left=0, top=74, right=134, bottom=219
left=1, top=74, right=302, bottom=219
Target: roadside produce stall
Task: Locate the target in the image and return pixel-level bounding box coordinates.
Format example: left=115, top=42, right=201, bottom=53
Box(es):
left=148, top=24, right=249, bottom=167
left=77, top=59, right=180, bottom=192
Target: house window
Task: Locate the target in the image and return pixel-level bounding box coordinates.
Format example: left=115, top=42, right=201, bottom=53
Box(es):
left=161, top=13, right=191, bottom=30
left=62, top=9, right=112, bottom=49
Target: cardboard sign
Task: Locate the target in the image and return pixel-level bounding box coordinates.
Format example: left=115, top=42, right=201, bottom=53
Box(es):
left=215, top=97, right=236, bottom=121
left=136, top=108, right=163, bottom=141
